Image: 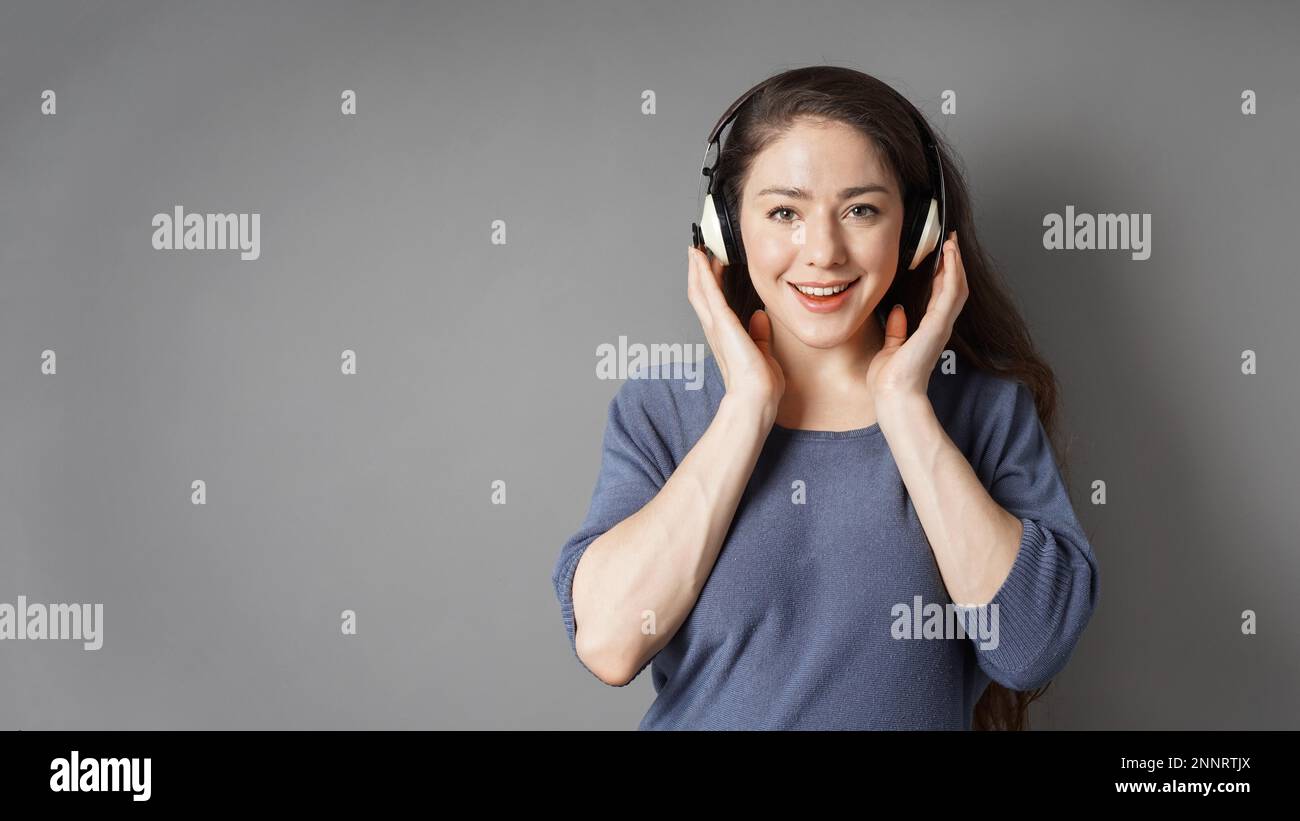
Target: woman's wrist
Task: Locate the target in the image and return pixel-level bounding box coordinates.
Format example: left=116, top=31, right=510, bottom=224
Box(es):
left=874, top=390, right=933, bottom=431
left=718, top=392, right=779, bottom=433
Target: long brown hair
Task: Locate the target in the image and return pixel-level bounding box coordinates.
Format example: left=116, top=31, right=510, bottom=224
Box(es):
left=711, top=64, right=1075, bottom=730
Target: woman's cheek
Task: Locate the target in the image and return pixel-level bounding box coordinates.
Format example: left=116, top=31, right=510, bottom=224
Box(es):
left=748, top=233, right=798, bottom=276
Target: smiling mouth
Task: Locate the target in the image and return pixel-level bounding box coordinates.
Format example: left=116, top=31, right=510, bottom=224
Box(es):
left=787, top=276, right=861, bottom=298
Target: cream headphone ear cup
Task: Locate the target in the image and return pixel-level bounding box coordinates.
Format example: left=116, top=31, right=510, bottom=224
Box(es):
left=698, top=193, right=731, bottom=266
left=700, top=187, right=747, bottom=269
left=907, top=196, right=942, bottom=271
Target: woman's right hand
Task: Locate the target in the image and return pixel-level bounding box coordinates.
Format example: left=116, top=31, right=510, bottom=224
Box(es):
left=686, top=245, right=786, bottom=425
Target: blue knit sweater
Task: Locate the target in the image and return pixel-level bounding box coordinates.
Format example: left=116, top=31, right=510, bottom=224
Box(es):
left=552, top=353, right=1098, bottom=730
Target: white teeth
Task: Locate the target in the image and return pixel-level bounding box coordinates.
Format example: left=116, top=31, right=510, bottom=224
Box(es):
left=794, top=280, right=853, bottom=296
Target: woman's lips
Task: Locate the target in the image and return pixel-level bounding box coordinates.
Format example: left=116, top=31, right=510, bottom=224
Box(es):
left=787, top=277, right=860, bottom=313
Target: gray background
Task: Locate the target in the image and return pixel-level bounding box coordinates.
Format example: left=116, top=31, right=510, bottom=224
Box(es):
left=1, top=0, right=1296, bottom=729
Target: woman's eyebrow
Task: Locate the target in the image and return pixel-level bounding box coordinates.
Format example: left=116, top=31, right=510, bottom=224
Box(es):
left=755, top=183, right=891, bottom=199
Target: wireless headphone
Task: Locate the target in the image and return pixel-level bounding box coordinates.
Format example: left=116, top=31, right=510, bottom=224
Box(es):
left=690, top=77, right=947, bottom=290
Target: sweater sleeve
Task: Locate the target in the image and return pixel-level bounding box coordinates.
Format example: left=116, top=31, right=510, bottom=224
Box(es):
left=968, top=379, right=1100, bottom=692
left=551, top=376, right=675, bottom=685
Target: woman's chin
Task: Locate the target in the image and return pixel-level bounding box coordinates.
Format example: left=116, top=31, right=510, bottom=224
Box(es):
left=782, top=318, right=867, bottom=350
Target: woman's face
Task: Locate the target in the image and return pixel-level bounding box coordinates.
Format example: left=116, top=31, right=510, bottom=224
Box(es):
left=738, top=118, right=905, bottom=349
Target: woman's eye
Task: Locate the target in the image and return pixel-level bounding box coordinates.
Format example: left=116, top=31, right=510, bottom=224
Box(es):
left=766, top=205, right=877, bottom=223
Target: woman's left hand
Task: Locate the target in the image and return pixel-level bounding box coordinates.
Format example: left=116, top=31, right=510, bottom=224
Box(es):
left=866, top=231, right=968, bottom=404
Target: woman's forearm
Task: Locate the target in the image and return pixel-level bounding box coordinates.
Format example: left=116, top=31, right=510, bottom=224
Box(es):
left=571, top=394, right=774, bottom=685
left=877, top=392, right=1022, bottom=606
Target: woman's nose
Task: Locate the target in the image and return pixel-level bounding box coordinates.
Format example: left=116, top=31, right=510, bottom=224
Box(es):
left=798, top=218, right=847, bottom=267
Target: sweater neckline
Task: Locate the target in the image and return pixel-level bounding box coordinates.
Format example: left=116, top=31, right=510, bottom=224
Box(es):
left=770, top=421, right=883, bottom=440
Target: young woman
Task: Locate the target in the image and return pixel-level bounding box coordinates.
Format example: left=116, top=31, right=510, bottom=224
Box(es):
left=552, top=65, right=1098, bottom=730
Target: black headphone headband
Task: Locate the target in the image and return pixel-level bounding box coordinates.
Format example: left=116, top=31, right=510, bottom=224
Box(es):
left=700, top=76, right=941, bottom=189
